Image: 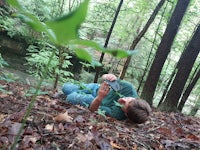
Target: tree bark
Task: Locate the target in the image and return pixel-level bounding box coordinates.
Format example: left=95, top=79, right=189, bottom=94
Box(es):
left=158, top=66, right=177, bottom=107
left=141, top=0, right=190, bottom=105
left=119, top=0, right=166, bottom=80
left=137, top=1, right=169, bottom=94
left=159, top=24, right=200, bottom=112
left=178, top=64, right=200, bottom=111
left=94, top=0, right=123, bottom=83
left=189, top=94, right=200, bottom=116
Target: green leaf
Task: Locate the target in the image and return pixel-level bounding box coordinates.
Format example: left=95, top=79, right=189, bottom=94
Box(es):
left=7, top=0, right=22, bottom=10
left=75, top=48, right=92, bottom=63
left=45, top=0, right=89, bottom=45
left=91, top=60, right=102, bottom=67
left=106, top=49, right=137, bottom=58
left=16, top=12, right=47, bottom=32
left=114, top=101, right=123, bottom=107
left=69, top=39, right=105, bottom=51
left=69, top=39, right=137, bottom=58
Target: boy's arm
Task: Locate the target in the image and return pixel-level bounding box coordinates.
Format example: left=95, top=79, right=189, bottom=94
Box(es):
left=89, top=96, right=103, bottom=112
left=89, top=82, right=110, bottom=112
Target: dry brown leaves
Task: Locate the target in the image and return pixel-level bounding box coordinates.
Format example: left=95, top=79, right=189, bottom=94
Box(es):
left=0, top=80, right=200, bottom=150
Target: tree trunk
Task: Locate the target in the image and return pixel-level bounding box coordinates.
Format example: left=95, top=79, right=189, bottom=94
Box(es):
left=137, top=1, right=170, bottom=94
left=158, top=67, right=177, bottom=106
left=178, top=64, right=200, bottom=111
left=189, top=93, right=200, bottom=116
left=159, top=24, right=200, bottom=112
left=94, top=0, right=123, bottom=83
left=141, top=0, right=190, bottom=105
left=119, top=0, right=166, bottom=80
left=189, top=94, right=200, bottom=116
left=190, top=106, right=199, bottom=116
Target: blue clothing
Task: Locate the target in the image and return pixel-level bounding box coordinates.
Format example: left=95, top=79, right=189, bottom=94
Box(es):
left=62, top=80, right=138, bottom=120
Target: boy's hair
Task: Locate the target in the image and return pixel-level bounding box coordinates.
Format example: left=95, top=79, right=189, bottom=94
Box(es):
left=126, top=99, right=151, bottom=124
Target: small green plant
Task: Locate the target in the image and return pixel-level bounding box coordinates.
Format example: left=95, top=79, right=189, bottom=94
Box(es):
left=0, top=72, right=18, bottom=82
left=0, top=54, right=8, bottom=68
left=0, top=86, right=7, bottom=93
left=97, top=109, right=106, bottom=118
left=24, top=87, right=48, bottom=97
left=26, top=41, right=73, bottom=83
left=0, top=54, right=17, bottom=82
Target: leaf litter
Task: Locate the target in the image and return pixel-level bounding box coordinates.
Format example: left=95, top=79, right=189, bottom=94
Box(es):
left=0, top=80, right=199, bottom=150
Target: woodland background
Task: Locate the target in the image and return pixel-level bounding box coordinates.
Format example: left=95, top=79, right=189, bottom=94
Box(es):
left=1, top=0, right=199, bottom=115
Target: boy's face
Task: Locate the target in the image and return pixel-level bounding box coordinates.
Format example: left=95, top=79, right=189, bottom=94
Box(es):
left=118, top=97, right=136, bottom=113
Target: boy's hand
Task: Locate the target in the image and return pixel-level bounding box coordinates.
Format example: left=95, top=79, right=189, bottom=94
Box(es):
left=102, top=74, right=117, bottom=81
left=89, top=82, right=110, bottom=112
left=97, top=82, right=110, bottom=100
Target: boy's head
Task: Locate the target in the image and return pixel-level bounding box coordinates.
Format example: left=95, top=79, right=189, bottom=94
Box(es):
left=118, top=97, right=151, bottom=124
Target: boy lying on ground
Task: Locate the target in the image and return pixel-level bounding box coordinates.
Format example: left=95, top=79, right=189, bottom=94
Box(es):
left=62, top=74, right=151, bottom=124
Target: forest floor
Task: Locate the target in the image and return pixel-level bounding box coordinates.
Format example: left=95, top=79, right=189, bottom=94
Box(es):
left=0, top=80, right=200, bottom=150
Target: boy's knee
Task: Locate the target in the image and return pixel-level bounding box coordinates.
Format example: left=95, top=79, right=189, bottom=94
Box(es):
left=62, top=83, right=78, bottom=95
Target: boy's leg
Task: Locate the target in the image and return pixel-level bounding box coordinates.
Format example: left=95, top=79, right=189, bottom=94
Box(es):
left=62, top=83, right=80, bottom=96
left=62, top=82, right=99, bottom=97
left=80, top=83, right=99, bottom=97
left=62, top=82, right=100, bottom=107
left=66, top=92, right=95, bottom=107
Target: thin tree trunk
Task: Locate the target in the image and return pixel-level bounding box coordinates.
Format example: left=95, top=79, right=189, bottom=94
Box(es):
left=137, top=1, right=169, bottom=94
left=53, top=47, right=67, bottom=89
left=119, top=0, right=166, bottom=80
left=59, top=0, right=65, bottom=15
left=94, top=0, right=123, bottom=83
left=141, top=0, right=190, bottom=105
left=158, top=67, right=177, bottom=106
left=190, top=106, right=199, bottom=116
left=178, top=64, right=200, bottom=111
left=159, top=24, right=200, bottom=112
left=189, top=94, right=200, bottom=116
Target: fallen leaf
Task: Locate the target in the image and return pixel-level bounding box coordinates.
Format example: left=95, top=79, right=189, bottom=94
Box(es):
left=85, top=131, right=94, bottom=141
left=157, top=127, right=172, bottom=136
left=58, top=123, right=64, bottom=131
left=98, top=139, right=113, bottom=150
left=24, top=126, right=34, bottom=135
left=76, top=133, right=86, bottom=143
left=8, top=122, right=22, bottom=135
left=0, top=113, right=7, bottom=122
left=110, top=141, right=125, bottom=149
left=7, top=122, right=23, bottom=144
left=0, top=93, right=9, bottom=98
left=54, top=111, right=73, bottom=122
left=186, top=134, right=200, bottom=141
left=74, top=115, right=85, bottom=123
left=133, top=144, right=138, bottom=150
left=9, top=108, right=26, bottom=122
left=45, top=124, right=54, bottom=131
left=21, top=135, right=40, bottom=148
